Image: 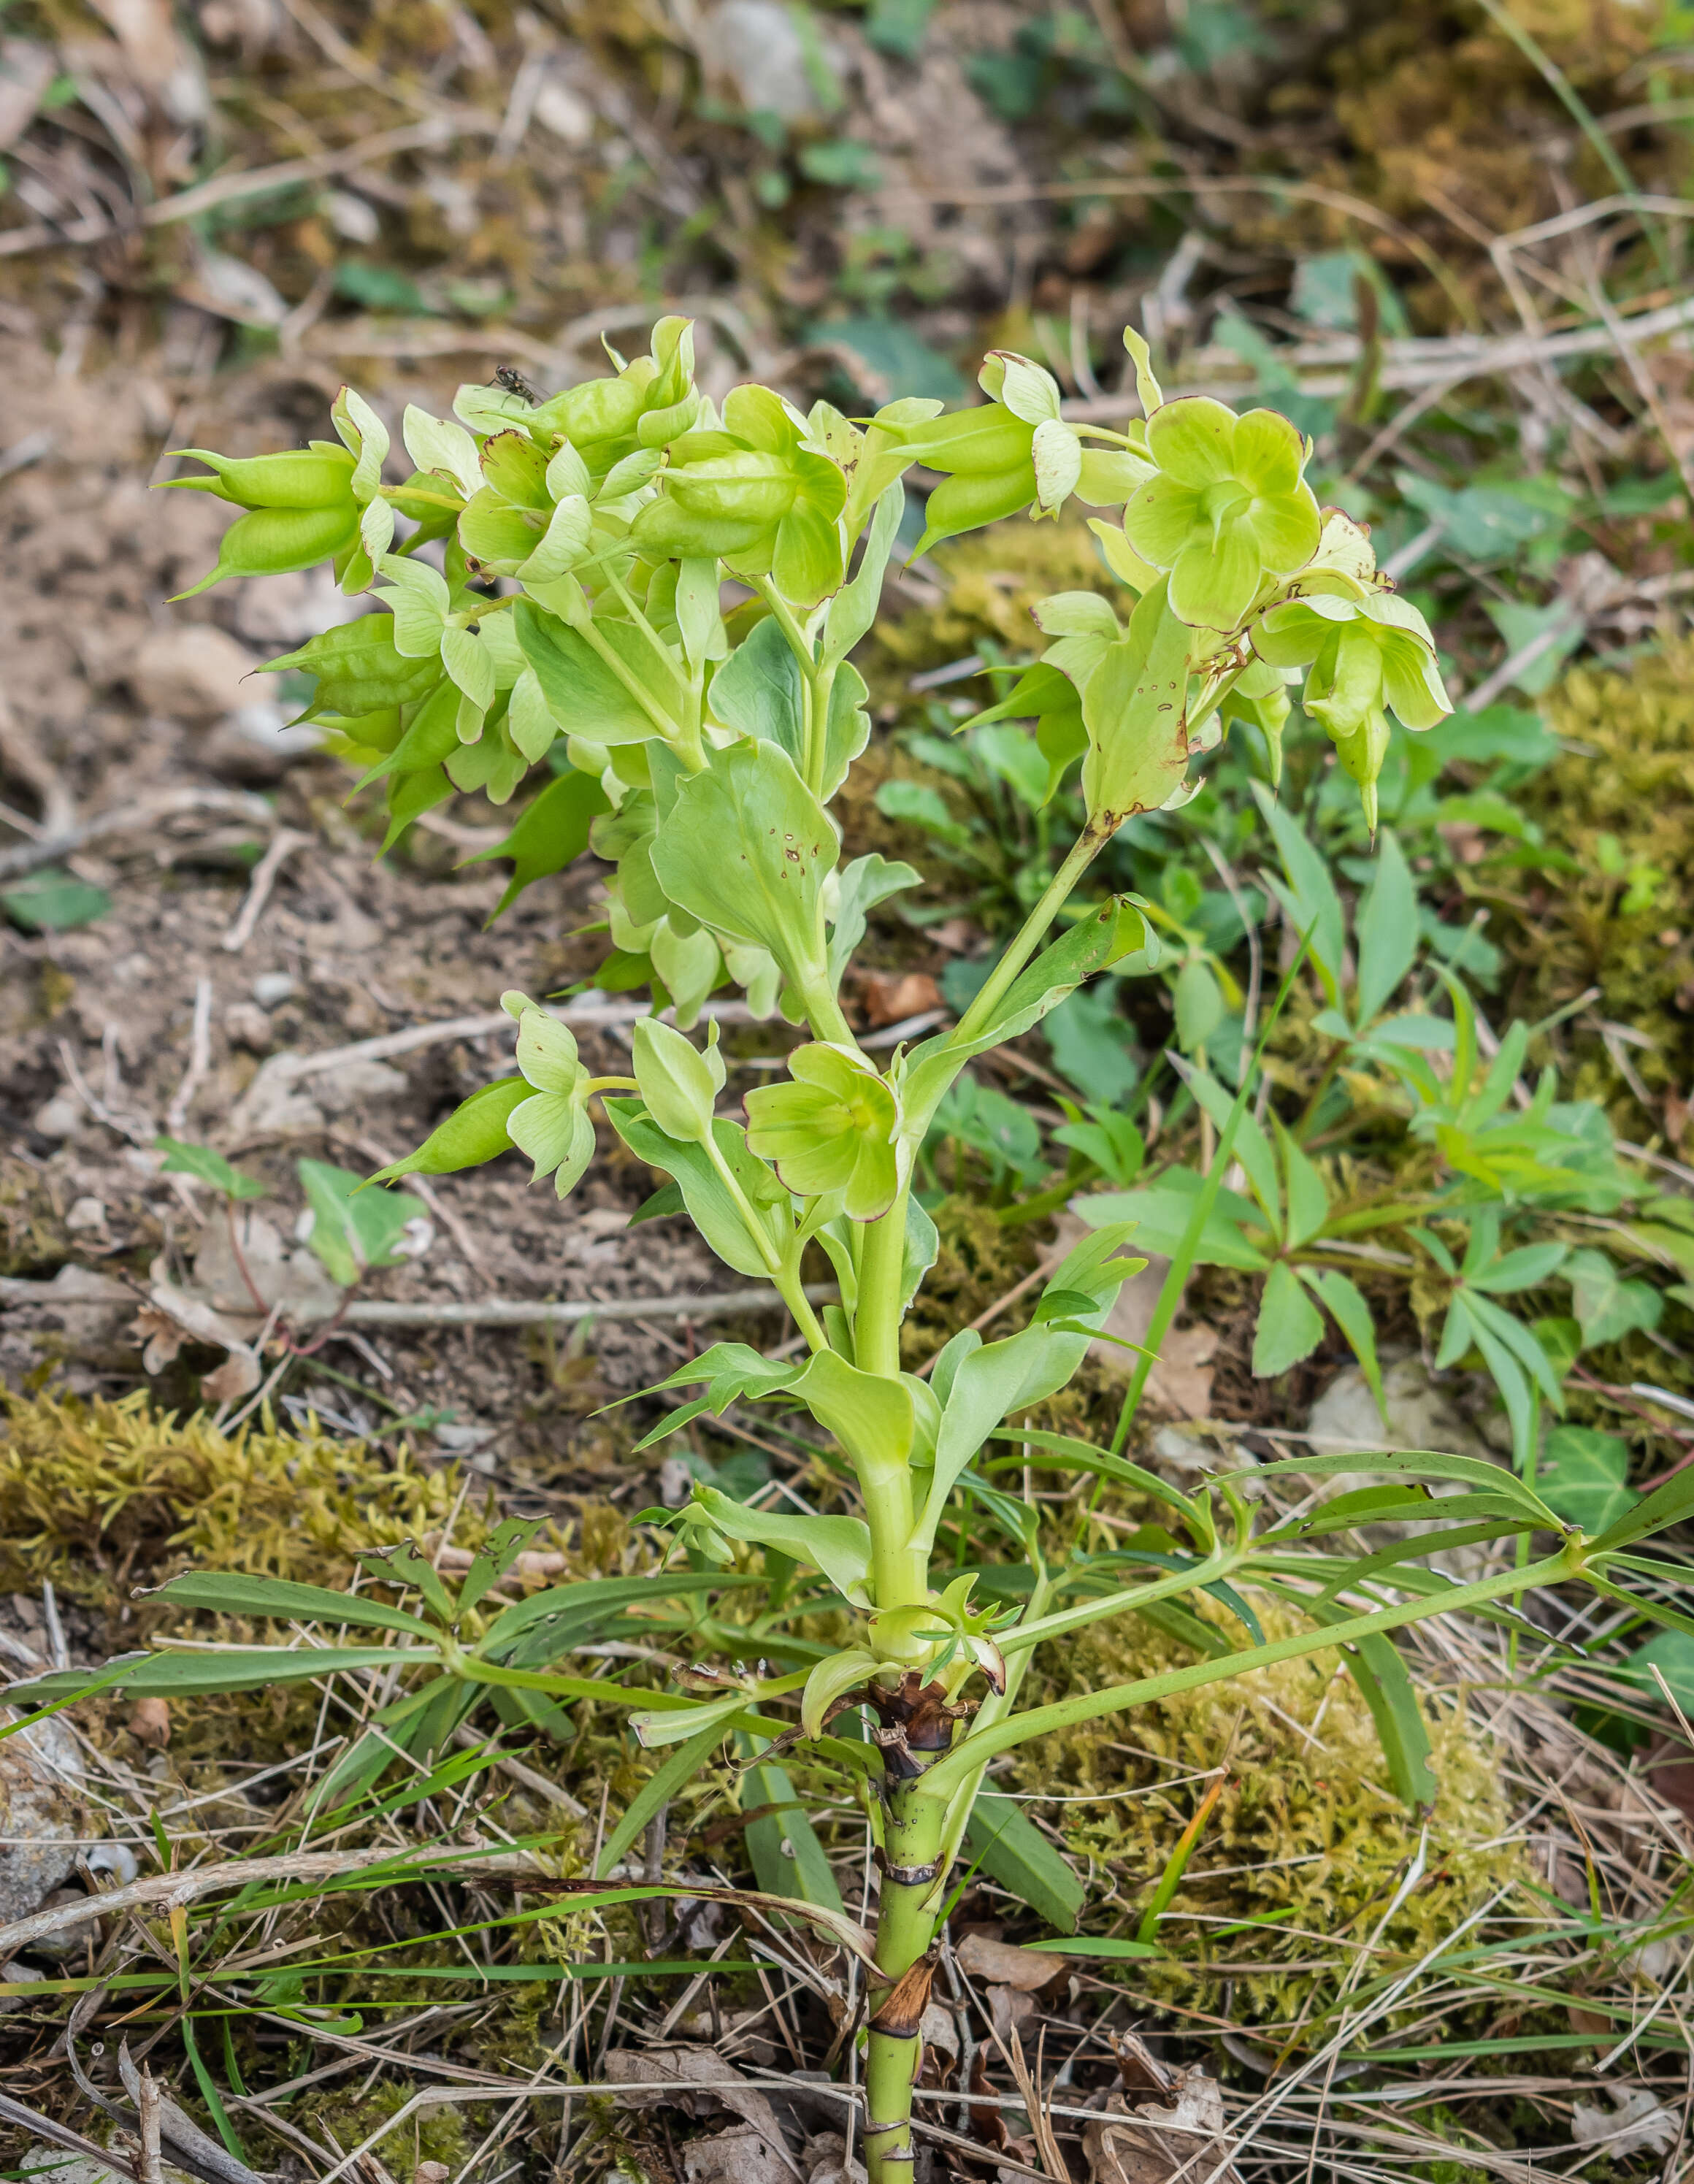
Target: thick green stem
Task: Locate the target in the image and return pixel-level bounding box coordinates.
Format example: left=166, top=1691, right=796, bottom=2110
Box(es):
left=865, top=1769, right=947, bottom=2183
left=948, top=821, right=1109, bottom=1051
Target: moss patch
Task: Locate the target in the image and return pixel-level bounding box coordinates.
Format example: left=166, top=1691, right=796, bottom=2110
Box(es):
left=1007, top=1592, right=1519, bottom=2032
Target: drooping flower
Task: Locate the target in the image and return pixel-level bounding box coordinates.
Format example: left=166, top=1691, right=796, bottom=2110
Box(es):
left=501, top=992, right=596, bottom=1198
left=1252, top=591, right=1451, bottom=828
left=744, top=1042, right=901, bottom=1218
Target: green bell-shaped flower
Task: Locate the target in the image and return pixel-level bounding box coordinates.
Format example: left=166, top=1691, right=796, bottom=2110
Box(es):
left=1252, top=591, right=1451, bottom=829
left=630, top=384, right=847, bottom=606
left=160, top=441, right=361, bottom=599
left=744, top=1041, right=901, bottom=1218
left=501, top=991, right=597, bottom=1198
left=863, top=352, right=1141, bottom=557
left=453, top=316, right=702, bottom=484
left=1122, top=397, right=1322, bottom=632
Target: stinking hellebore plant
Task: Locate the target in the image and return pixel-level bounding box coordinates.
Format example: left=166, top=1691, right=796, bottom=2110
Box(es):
left=18, top=323, right=1694, bottom=2184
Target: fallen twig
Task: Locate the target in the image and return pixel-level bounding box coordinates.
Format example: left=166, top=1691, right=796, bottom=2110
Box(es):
left=0, top=1844, right=553, bottom=1963
left=0, top=1273, right=838, bottom=1330
left=0, top=786, right=278, bottom=883
left=223, top=827, right=310, bottom=952
left=335, top=1283, right=838, bottom=1330
left=164, top=977, right=214, bottom=1136
left=0, top=116, right=501, bottom=258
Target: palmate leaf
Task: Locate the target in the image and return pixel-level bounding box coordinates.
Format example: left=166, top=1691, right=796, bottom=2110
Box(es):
left=919, top=1541, right=1578, bottom=1800
left=1242, top=1448, right=1564, bottom=1528
left=1298, top=1598, right=1436, bottom=1809
left=984, top=1428, right=1205, bottom=1531
left=478, top=1569, right=757, bottom=1656
left=597, top=1717, right=729, bottom=1879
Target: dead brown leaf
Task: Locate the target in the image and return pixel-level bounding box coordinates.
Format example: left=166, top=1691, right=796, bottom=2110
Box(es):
left=955, top=1932, right=1068, bottom=1991
left=681, top=2125, right=791, bottom=2184
left=126, top=1698, right=170, bottom=1748
left=603, top=2046, right=797, bottom=2177
left=1081, top=2071, right=1237, bottom=2184
left=199, top=1349, right=261, bottom=1403
left=858, top=970, right=943, bottom=1027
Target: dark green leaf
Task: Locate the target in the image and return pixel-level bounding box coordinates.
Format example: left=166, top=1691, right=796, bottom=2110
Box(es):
left=737, top=1736, right=845, bottom=1913
left=3, top=867, right=111, bottom=933
left=1303, top=1601, right=1436, bottom=1809
left=965, top=1790, right=1084, bottom=1934
left=150, top=1571, right=437, bottom=1634
left=460, top=765, right=610, bottom=922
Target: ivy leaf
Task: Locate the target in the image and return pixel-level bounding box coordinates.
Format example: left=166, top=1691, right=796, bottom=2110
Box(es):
left=299, top=1159, right=428, bottom=1286
left=1566, top=1248, right=1665, bottom=1347
left=1539, top=1425, right=1636, bottom=1534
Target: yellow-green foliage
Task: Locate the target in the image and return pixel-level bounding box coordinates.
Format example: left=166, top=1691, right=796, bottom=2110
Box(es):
left=1007, top=1593, right=1519, bottom=2031
left=900, top=1194, right=1038, bottom=1368
left=1503, top=639, right=1694, bottom=1116
left=0, top=1387, right=483, bottom=1608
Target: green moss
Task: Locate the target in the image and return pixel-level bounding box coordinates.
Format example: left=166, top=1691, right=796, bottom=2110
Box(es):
left=1498, top=638, right=1694, bottom=1131
left=0, top=1387, right=483, bottom=1610
left=298, top=2080, right=470, bottom=2171
left=1006, top=1592, right=1522, bottom=2033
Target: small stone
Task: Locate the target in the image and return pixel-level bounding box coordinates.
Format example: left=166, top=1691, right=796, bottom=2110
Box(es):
left=31, top=1093, right=81, bottom=1139
left=253, top=972, right=295, bottom=1008
left=533, top=66, right=594, bottom=146
left=203, top=700, right=322, bottom=781
left=225, top=1000, right=273, bottom=1053
left=313, top=1057, right=408, bottom=1114
left=127, top=1697, right=171, bottom=1748
left=132, top=624, right=264, bottom=723
left=0, top=1712, right=84, bottom=1928
left=698, top=0, right=822, bottom=120
left=65, top=1196, right=107, bottom=1233
left=325, top=188, right=380, bottom=243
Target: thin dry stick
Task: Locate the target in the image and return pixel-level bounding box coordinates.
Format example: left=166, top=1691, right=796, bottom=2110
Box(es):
left=0, top=116, right=502, bottom=258
left=164, top=977, right=214, bottom=1136
left=223, top=827, right=310, bottom=953
left=57, top=1038, right=152, bottom=1146
left=135, top=2069, right=164, bottom=2184
left=0, top=786, right=277, bottom=883
left=914, top=1246, right=1070, bottom=1379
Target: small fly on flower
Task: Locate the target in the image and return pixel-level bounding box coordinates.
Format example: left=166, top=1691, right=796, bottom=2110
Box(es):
left=491, top=364, right=542, bottom=406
